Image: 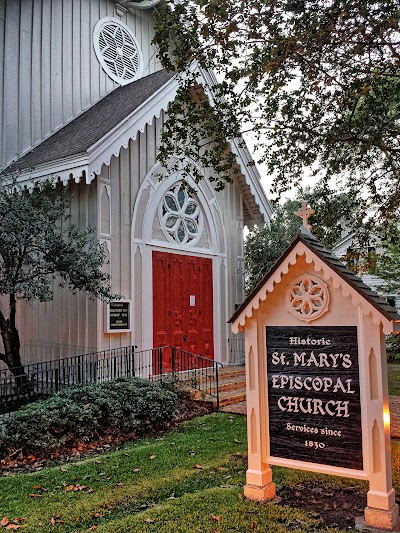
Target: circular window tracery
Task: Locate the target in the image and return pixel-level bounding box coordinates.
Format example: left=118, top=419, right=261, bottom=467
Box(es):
left=287, top=274, right=329, bottom=322
left=93, top=17, right=143, bottom=85
left=159, top=185, right=203, bottom=246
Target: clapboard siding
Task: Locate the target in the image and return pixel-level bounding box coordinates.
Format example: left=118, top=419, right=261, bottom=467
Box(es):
left=0, top=0, right=161, bottom=168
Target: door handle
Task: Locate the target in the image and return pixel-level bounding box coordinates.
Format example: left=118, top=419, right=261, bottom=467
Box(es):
left=183, top=334, right=187, bottom=341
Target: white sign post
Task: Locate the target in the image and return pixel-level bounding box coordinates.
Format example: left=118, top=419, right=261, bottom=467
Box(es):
left=230, top=227, right=400, bottom=531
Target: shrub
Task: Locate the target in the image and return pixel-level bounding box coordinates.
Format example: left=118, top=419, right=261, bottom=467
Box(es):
left=1, top=377, right=178, bottom=454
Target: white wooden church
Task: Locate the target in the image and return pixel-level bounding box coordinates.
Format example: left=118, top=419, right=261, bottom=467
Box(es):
left=0, top=0, right=272, bottom=367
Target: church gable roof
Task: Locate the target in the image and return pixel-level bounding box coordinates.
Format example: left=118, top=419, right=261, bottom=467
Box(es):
left=3, top=70, right=174, bottom=183
left=3, top=67, right=271, bottom=225
left=230, top=233, right=400, bottom=334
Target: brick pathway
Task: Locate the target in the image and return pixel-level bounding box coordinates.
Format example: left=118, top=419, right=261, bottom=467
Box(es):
left=222, top=397, right=400, bottom=439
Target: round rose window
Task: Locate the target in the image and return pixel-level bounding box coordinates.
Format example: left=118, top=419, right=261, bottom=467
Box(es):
left=93, top=18, right=143, bottom=85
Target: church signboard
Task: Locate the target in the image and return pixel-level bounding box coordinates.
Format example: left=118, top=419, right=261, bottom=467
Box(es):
left=266, top=325, right=362, bottom=470
left=105, top=300, right=131, bottom=333
left=229, top=204, right=400, bottom=531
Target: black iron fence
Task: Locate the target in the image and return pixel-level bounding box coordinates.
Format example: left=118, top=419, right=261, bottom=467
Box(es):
left=0, top=346, right=222, bottom=417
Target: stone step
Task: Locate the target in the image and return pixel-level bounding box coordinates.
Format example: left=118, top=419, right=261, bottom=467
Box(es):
left=218, top=367, right=246, bottom=380
left=215, top=388, right=247, bottom=408
left=217, top=377, right=246, bottom=393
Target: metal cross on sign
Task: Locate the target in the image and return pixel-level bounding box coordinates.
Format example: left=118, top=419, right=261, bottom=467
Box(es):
left=295, top=202, right=315, bottom=231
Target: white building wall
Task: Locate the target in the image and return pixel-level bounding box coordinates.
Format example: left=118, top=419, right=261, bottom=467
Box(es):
left=92, top=115, right=247, bottom=363
left=0, top=0, right=161, bottom=169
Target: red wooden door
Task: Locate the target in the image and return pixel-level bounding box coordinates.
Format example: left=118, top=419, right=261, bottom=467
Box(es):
left=153, top=251, right=214, bottom=370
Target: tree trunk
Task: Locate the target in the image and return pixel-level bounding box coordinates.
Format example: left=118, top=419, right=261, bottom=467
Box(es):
left=0, top=294, right=28, bottom=394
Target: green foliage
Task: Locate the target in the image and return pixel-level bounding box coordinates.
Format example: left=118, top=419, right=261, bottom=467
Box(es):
left=0, top=180, right=115, bottom=303
left=1, top=378, right=178, bottom=453
left=244, top=186, right=366, bottom=293
left=387, top=334, right=400, bottom=362
left=153, top=0, right=400, bottom=221
left=376, top=223, right=400, bottom=294
left=244, top=200, right=300, bottom=293
left=0, top=179, right=118, bottom=371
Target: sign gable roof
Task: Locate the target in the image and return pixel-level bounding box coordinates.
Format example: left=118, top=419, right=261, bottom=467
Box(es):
left=230, top=233, right=400, bottom=333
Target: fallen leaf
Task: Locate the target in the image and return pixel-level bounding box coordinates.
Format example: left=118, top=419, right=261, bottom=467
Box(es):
left=59, top=467, right=66, bottom=472
left=11, top=519, right=25, bottom=524
left=33, top=485, right=41, bottom=489
left=132, top=468, right=140, bottom=473
left=193, top=464, right=203, bottom=469
left=148, top=455, right=156, bottom=460
left=145, top=518, right=155, bottom=523
left=92, top=514, right=103, bottom=518
left=210, top=514, right=221, bottom=522
left=0, top=518, right=9, bottom=527
left=88, top=526, right=97, bottom=531
left=28, top=494, right=41, bottom=498
left=5, top=525, right=20, bottom=530
left=66, top=485, right=76, bottom=492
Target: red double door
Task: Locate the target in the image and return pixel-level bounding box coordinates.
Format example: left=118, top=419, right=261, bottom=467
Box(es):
left=152, top=251, right=214, bottom=369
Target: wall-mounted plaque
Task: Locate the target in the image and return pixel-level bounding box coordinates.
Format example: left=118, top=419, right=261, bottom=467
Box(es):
left=266, top=325, right=362, bottom=470
left=105, top=301, right=131, bottom=332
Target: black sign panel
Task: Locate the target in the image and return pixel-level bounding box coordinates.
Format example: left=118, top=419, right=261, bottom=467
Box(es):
left=266, top=326, right=362, bottom=470
left=109, top=302, right=130, bottom=330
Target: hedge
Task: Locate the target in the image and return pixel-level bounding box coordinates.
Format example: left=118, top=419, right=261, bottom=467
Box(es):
left=0, top=377, right=178, bottom=453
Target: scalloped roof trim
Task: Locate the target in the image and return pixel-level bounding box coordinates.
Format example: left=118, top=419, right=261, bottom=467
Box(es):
left=231, top=241, right=395, bottom=335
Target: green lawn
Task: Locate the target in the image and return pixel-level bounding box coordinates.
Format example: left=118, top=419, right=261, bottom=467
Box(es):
left=388, top=364, right=400, bottom=396
left=1, top=413, right=398, bottom=533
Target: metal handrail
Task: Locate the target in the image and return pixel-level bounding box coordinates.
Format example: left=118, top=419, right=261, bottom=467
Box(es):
left=0, top=345, right=222, bottom=416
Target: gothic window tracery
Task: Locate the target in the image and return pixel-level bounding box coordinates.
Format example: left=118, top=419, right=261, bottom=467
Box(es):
left=159, top=185, right=203, bottom=246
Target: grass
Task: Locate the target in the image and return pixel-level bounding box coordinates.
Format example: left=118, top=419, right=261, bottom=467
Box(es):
left=1, top=412, right=397, bottom=533
left=388, top=363, right=400, bottom=396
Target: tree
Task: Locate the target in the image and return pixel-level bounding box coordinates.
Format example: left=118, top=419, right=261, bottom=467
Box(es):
left=0, top=180, right=117, bottom=375
left=153, top=0, right=400, bottom=221
left=375, top=223, right=400, bottom=294
left=244, top=200, right=300, bottom=293
left=244, top=185, right=367, bottom=293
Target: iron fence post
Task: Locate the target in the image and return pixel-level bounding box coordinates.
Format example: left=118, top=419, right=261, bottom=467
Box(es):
left=131, top=346, right=136, bottom=377
left=215, top=364, right=220, bottom=411
left=171, top=347, right=176, bottom=376
left=159, top=347, right=163, bottom=378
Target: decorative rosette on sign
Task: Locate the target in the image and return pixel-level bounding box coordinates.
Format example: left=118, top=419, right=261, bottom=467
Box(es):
left=287, top=274, right=329, bottom=322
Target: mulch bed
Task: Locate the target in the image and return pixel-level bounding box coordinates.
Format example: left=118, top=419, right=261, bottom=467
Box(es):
left=0, top=393, right=214, bottom=474
left=279, top=480, right=366, bottom=530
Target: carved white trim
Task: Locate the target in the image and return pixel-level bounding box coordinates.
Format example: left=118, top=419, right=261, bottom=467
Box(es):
left=8, top=66, right=271, bottom=231
left=119, top=0, right=162, bottom=8
left=231, top=241, right=396, bottom=335
left=10, top=75, right=178, bottom=189
left=287, top=274, right=329, bottom=322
